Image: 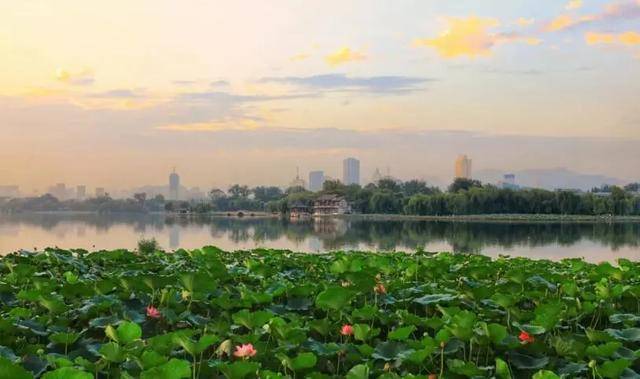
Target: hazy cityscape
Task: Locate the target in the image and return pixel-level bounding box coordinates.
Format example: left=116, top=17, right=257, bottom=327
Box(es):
left=1, top=154, right=635, bottom=202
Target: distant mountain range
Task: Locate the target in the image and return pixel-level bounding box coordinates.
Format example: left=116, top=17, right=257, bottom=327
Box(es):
left=475, top=168, right=625, bottom=191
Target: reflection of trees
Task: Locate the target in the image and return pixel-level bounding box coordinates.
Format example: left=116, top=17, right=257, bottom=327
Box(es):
left=1, top=213, right=640, bottom=253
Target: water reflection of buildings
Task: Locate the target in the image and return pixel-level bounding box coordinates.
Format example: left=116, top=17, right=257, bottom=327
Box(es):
left=169, top=224, right=180, bottom=249
left=1, top=213, right=640, bottom=258
left=313, top=218, right=348, bottom=237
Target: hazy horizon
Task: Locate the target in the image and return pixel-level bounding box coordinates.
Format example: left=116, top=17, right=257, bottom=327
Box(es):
left=1, top=1, right=639, bottom=193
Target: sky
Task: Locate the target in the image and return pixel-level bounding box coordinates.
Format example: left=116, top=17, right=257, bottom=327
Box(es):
left=0, top=0, right=639, bottom=194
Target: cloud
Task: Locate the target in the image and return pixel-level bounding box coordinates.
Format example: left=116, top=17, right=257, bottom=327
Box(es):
left=157, top=117, right=261, bottom=132
left=545, top=0, right=640, bottom=32
left=545, top=15, right=597, bottom=31
left=55, top=68, right=94, bottom=86
left=258, top=74, right=432, bottom=94
left=289, top=53, right=311, bottom=62
left=414, top=17, right=540, bottom=58
left=325, top=47, right=366, bottom=66
left=172, top=80, right=198, bottom=86
left=566, top=0, right=583, bottom=10
left=585, top=31, right=640, bottom=45
left=178, top=91, right=317, bottom=103
left=87, top=89, right=142, bottom=98
left=210, top=80, right=229, bottom=87
left=516, top=17, right=535, bottom=27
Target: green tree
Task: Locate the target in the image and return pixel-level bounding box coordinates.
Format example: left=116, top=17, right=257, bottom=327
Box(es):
left=448, top=178, right=483, bottom=193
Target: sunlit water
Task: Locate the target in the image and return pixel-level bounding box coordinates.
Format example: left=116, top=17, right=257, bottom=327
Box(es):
left=1, top=213, right=639, bottom=262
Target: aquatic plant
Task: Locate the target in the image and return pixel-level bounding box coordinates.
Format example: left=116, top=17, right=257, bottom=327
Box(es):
left=0, top=246, right=639, bottom=378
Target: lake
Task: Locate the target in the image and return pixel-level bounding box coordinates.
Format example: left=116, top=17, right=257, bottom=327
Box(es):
left=0, top=213, right=639, bottom=262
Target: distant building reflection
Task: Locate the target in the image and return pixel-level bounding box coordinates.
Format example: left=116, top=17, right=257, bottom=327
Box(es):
left=169, top=224, right=180, bottom=249
left=0, top=213, right=639, bottom=259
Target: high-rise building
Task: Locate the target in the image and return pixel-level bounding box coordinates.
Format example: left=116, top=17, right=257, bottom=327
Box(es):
left=342, top=158, right=360, bottom=185
left=504, top=174, right=515, bottom=186
left=0, top=185, right=19, bottom=198
left=290, top=167, right=306, bottom=189
left=95, top=187, right=106, bottom=198
left=169, top=169, right=180, bottom=201
left=76, top=185, right=86, bottom=200
left=48, top=183, right=67, bottom=200
left=454, top=155, right=472, bottom=179
left=371, top=168, right=383, bottom=184
left=308, top=171, right=325, bottom=192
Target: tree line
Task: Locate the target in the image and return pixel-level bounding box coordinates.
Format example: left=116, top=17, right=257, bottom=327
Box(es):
left=2, top=178, right=639, bottom=216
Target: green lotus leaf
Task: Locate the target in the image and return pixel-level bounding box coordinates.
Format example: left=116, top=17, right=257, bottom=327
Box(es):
left=495, top=358, right=512, bottom=379
left=610, top=314, right=640, bottom=325
left=586, top=342, right=622, bottom=358
left=315, top=287, right=354, bottom=311
left=232, top=310, right=273, bottom=330
left=139, top=350, right=168, bottom=370
left=99, top=342, right=123, bottom=362
left=41, top=367, right=92, bottom=379
left=532, top=370, right=560, bottom=379
left=509, top=352, right=549, bottom=370
left=532, top=301, right=563, bottom=331
left=140, top=358, right=191, bottom=379
left=414, top=293, right=457, bottom=306
left=105, top=321, right=141, bottom=345
left=291, top=352, right=317, bottom=371
left=606, top=328, right=640, bottom=342
left=49, top=332, right=81, bottom=346
left=447, top=359, right=483, bottom=377
left=388, top=325, right=416, bottom=341
left=372, top=341, right=414, bottom=362
left=346, top=364, right=370, bottom=379
left=218, top=361, right=260, bottom=379
left=599, top=359, right=631, bottom=379
left=557, top=362, right=587, bottom=376
left=0, top=357, right=34, bottom=379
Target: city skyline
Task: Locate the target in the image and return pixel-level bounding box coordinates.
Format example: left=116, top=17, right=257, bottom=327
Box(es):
left=1, top=1, right=639, bottom=192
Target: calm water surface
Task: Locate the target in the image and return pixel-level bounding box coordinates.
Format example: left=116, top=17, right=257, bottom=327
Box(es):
left=1, top=213, right=639, bottom=262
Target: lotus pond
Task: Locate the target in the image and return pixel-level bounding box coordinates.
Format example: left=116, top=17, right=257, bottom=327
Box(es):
left=1, top=247, right=640, bottom=379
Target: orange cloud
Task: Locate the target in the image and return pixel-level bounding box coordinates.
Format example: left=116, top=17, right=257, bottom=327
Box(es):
left=414, top=17, right=540, bottom=58
left=585, top=31, right=640, bottom=45
left=325, top=47, right=366, bottom=66
left=413, top=17, right=500, bottom=58
left=619, top=31, right=640, bottom=45
left=157, top=118, right=260, bottom=132
left=55, top=68, right=94, bottom=86
left=546, top=0, right=640, bottom=32
left=565, top=0, right=583, bottom=10
left=289, top=53, right=310, bottom=62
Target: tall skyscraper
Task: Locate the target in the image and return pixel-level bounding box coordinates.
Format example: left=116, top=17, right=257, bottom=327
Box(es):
left=371, top=168, right=383, bottom=184
left=454, top=155, right=472, bottom=179
left=48, top=183, right=67, bottom=200
left=308, top=171, right=325, bottom=192
left=76, top=185, right=86, bottom=200
left=503, top=174, right=515, bottom=186
left=0, top=185, right=19, bottom=198
left=343, top=157, right=360, bottom=185
left=169, top=169, right=180, bottom=201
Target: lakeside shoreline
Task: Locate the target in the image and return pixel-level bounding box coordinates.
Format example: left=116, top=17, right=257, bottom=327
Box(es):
left=3, top=210, right=640, bottom=223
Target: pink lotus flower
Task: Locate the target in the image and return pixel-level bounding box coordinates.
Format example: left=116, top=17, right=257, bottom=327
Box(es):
left=374, top=283, right=387, bottom=295
left=340, top=324, right=354, bottom=336
left=146, top=305, right=161, bottom=319
left=519, top=331, right=535, bottom=344
left=233, top=343, right=257, bottom=359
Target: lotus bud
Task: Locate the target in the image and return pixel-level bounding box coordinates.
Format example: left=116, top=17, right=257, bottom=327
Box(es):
left=216, top=339, right=233, bottom=358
